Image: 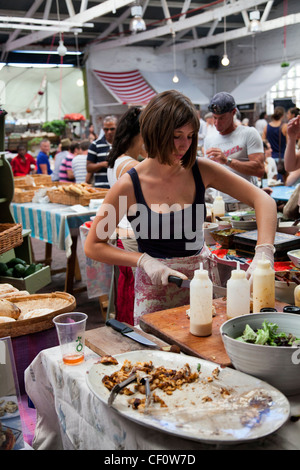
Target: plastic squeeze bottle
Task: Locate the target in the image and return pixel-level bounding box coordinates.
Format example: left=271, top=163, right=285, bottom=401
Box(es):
left=212, top=192, right=225, bottom=223
left=226, top=261, right=250, bottom=319
left=189, top=263, right=213, bottom=337
left=294, top=285, right=300, bottom=307
left=252, top=252, right=275, bottom=313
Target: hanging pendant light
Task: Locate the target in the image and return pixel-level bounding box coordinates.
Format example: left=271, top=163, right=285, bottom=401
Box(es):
left=172, top=31, right=179, bottom=83
left=130, top=4, right=146, bottom=33
left=56, top=0, right=67, bottom=56
left=57, top=39, right=67, bottom=56
left=221, top=4, right=230, bottom=67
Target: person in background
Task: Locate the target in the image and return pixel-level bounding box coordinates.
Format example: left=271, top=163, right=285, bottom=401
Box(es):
left=196, top=109, right=206, bottom=154
left=263, top=140, right=278, bottom=182
left=107, top=106, right=146, bottom=239
left=106, top=107, right=146, bottom=324
left=85, top=90, right=277, bottom=324
left=242, top=118, right=249, bottom=126
left=36, top=138, right=52, bottom=175
left=59, top=141, right=79, bottom=183
left=255, top=111, right=268, bottom=136
left=86, top=115, right=117, bottom=188
left=51, top=138, right=71, bottom=182
left=204, top=92, right=265, bottom=212
left=86, top=123, right=97, bottom=142
left=262, top=107, right=288, bottom=181
left=10, top=143, right=36, bottom=176
left=287, top=107, right=300, bottom=121
left=72, top=140, right=91, bottom=183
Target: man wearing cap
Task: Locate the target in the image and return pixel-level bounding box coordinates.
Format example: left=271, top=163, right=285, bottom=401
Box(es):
left=203, top=92, right=264, bottom=212
left=52, top=138, right=71, bottom=182
left=86, top=115, right=117, bottom=188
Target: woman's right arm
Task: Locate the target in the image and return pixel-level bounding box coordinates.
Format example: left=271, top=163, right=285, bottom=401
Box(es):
left=84, top=174, right=141, bottom=268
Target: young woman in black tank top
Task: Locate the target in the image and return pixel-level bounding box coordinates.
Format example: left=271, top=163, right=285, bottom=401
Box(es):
left=85, top=90, right=277, bottom=324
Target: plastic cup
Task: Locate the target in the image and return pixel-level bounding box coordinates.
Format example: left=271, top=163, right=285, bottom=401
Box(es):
left=53, top=312, right=88, bottom=365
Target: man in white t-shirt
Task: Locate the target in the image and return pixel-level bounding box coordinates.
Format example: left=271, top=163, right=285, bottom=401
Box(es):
left=203, top=92, right=265, bottom=211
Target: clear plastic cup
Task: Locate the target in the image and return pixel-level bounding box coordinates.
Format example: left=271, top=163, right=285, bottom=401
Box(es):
left=53, top=312, right=87, bottom=365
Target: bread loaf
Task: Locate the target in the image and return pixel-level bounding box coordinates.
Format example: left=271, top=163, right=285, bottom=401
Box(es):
left=0, top=316, right=16, bottom=323
left=19, top=308, right=53, bottom=320
left=0, top=299, right=21, bottom=319
left=0, top=284, right=19, bottom=294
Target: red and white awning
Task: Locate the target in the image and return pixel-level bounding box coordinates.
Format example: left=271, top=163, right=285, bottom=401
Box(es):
left=93, top=69, right=156, bottom=105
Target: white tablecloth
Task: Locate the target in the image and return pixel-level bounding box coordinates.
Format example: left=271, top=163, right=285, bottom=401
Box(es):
left=11, top=202, right=96, bottom=258
left=25, top=345, right=300, bottom=451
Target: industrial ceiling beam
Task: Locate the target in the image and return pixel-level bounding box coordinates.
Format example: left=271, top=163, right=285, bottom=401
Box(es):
left=3, top=0, right=135, bottom=53
left=87, top=0, right=273, bottom=51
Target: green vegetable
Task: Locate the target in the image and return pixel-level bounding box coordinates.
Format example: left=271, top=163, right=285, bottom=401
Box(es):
left=236, top=324, right=257, bottom=343
left=0, top=262, right=7, bottom=275
left=24, top=264, right=37, bottom=277
left=7, top=257, right=27, bottom=268
left=34, top=263, right=43, bottom=272
left=5, top=268, right=14, bottom=277
left=235, top=320, right=300, bottom=347
left=13, top=263, right=26, bottom=278
left=197, top=363, right=201, bottom=372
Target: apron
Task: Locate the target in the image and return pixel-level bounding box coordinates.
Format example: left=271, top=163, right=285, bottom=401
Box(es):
left=133, top=244, right=220, bottom=325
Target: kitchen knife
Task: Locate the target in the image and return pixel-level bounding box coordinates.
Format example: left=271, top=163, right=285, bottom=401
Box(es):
left=106, top=318, right=158, bottom=347
left=168, top=275, right=227, bottom=297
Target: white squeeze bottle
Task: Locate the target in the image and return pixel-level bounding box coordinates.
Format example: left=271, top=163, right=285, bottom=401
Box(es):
left=212, top=192, right=225, bottom=223
left=226, top=261, right=250, bottom=319
left=190, top=263, right=213, bottom=337
left=252, top=252, right=275, bottom=313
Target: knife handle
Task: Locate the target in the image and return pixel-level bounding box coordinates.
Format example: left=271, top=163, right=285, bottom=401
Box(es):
left=106, top=318, right=133, bottom=334
left=168, top=275, right=183, bottom=287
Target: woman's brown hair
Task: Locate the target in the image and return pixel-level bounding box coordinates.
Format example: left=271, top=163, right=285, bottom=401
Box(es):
left=139, top=90, right=199, bottom=169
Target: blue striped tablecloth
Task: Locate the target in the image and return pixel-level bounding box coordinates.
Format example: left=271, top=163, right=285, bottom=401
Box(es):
left=11, top=202, right=96, bottom=257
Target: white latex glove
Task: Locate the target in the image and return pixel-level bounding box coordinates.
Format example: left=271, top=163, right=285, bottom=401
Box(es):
left=137, top=253, right=188, bottom=286
left=246, top=244, right=275, bottom=283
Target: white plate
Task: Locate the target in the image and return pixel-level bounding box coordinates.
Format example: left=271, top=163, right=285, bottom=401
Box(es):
left=86, top=350, right=290, bottom=445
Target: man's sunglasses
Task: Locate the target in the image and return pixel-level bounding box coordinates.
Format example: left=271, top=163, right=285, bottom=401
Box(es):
left=103, top=127, right=116, bottom=131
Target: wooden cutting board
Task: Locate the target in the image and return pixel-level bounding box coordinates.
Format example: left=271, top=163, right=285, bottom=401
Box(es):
left=85, top=325, right=168, bottom=357
left=139, top=298, right=287, bottom=367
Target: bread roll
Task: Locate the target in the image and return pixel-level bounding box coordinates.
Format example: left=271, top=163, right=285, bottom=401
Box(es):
left=0, top=290, right=29, bottom=299
left=0, top=299, right=21, bottom=319
left=0, top=284, right=19, bottom=294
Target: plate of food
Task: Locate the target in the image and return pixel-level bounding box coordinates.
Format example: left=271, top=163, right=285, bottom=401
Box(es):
left=86, top=350, right=290, bottom=445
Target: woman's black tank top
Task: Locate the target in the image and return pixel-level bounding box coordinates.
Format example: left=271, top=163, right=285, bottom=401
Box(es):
left=127, top=161, right=206, bottom=258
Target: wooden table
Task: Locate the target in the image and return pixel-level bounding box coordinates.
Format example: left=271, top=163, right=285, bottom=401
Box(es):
left=11, top=202, right=96, bottom=294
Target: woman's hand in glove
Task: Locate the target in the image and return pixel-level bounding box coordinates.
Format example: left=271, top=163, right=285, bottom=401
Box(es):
left=246, top=244, right=275, bottom=283
left=137, top=253, right=187, bottom=286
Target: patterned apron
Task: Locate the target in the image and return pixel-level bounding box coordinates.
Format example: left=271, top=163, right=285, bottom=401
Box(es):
left=133, top=244, right=220, bottom=325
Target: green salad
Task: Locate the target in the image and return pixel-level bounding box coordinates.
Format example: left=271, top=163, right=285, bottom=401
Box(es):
left=235, top=320, right=300, bottom=347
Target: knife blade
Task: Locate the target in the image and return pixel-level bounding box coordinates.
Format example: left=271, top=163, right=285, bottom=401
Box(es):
left=168, top=275, right=227, bottom=297
left=106, top=319, right=158, bottom=348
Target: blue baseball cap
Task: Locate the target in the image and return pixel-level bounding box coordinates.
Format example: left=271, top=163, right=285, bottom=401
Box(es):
left=208, top=92, right=236, bottom=114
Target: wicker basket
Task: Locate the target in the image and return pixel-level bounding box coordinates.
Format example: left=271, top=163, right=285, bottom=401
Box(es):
left=0, top=224, right=23, bottom=255
left=13, top=190, right=35, bottom=203
left=0, top=292, right=76, bottom=338
left=48, top=188, right=109, bottom=206
left=14, top=174, right=52, bottom=187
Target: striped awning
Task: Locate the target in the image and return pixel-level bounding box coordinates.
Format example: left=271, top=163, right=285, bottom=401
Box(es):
left=93, top=69, right=156, bottom=105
